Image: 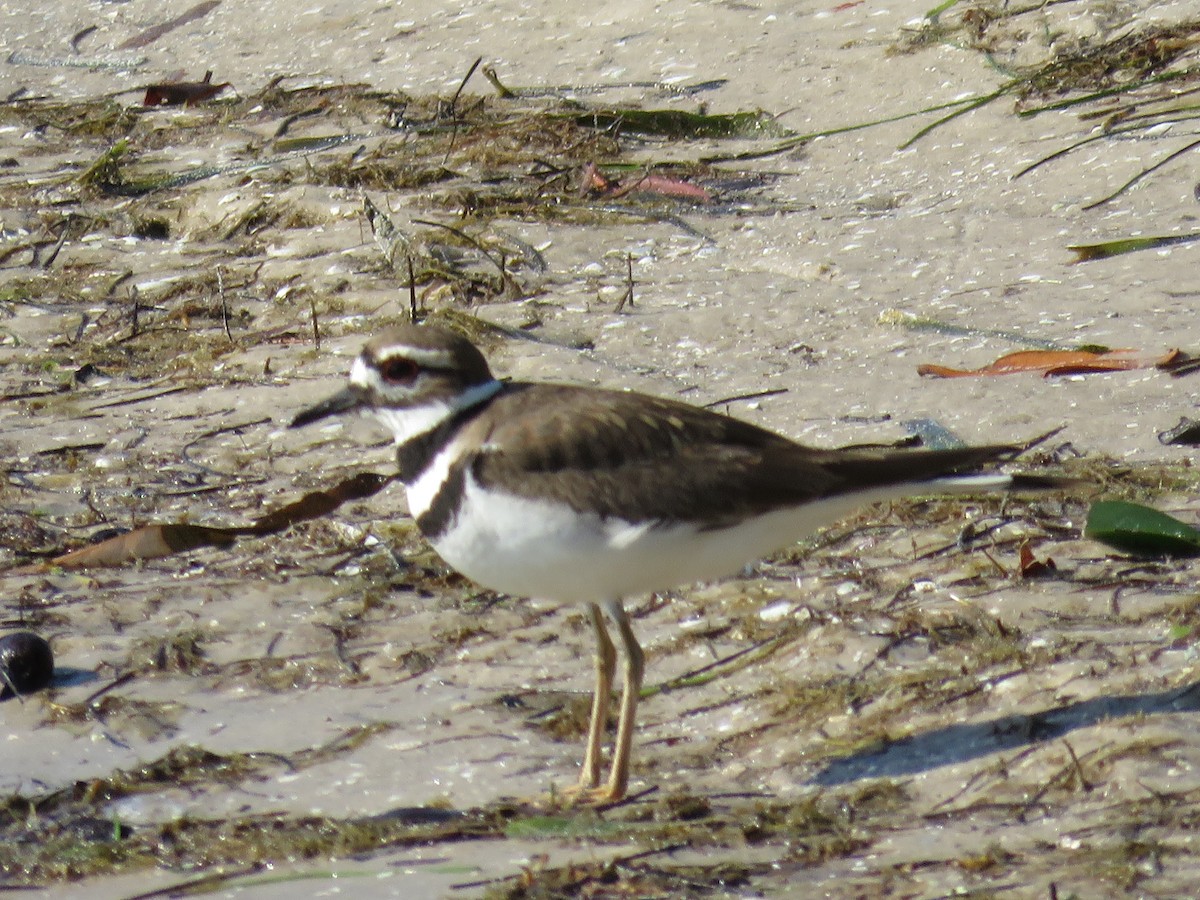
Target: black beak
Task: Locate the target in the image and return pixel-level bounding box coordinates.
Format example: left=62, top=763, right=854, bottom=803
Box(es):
left=289, top=386, right=366, bottom=428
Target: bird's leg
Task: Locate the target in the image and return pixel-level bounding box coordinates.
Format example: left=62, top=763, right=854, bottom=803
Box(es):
left=577, top=601, right=616, bottom=791
left=599, top=598, right=644, bottom=804
left=557, top=600, right=641, bottom=807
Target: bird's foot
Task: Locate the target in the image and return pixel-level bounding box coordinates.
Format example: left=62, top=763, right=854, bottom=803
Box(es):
left=554, top=781, right=625, bottom=808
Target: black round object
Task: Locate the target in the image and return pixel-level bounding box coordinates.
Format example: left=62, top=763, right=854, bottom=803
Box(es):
left=0, top=632, right=54, bottom=699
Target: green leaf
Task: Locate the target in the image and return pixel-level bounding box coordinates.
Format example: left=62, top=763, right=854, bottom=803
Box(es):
left=1069, top=232, right=1200, bottom=262
left=1084, top=500, right=1200, bottom=556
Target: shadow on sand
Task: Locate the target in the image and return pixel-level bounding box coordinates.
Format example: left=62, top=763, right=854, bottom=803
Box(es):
left=812, top=679, right=1200, bottom=786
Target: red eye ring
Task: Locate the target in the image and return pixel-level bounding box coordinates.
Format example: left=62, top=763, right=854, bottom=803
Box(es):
left=380, top=358, right=420, bottom=384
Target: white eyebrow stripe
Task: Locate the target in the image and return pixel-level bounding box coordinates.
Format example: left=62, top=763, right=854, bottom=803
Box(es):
left=377, top=346, right=457, bottom=369
left=348, top=346, right=456, bottom=389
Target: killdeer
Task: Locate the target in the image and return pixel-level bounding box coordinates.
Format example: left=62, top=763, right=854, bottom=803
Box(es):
left=291, top=323, right=1062, bottom=804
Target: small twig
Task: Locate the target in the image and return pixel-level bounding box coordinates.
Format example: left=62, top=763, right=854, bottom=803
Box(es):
left=82, top=671, right=137, bottom=707
left=69, top=25, right=97, bottom=55
left=105, top=269, right=134, bottom=298
left=72, top=313, right=89, bottom=344
left=411, top=218, right=509, bottom=280
left=481, top=64, right=515, bottom=98
left=1016, top=741, right=1105, bottom=822
left=1, top=669, right=24, bottom=703
left=309, top=295, right=321, bottom=349
left=180, top=417, right=271, bottom=472
left=703, top=388, right=788, bottom=409
left=647, top=634, right=790, bottom=696
left=129, top=285, right=140, bottom=337
left=613, top=253, right=635, bottom=312
left=1063, top=739, right=1092, bottom=792
left=449, top=56, right=481, bottom=117
left=86, top=385, right=190, bottom=411
left=118, top=864, right=265, bottom=900
left=41, top=216, right=72, bottom=269
left=273, top=106, right=323, bottom=139
left=319, top=624, right=362, bottom=675
left=407, top=254, right=419, bottom=322
left=217, top=265, right=233, bottom=342
left=1082, top=136, right=1200, bottom=210
left=979, top=546, right=1009, bottom=578
left=442, top=56, right=482, bottom=164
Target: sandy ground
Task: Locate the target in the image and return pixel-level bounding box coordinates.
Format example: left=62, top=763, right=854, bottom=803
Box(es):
left=4, top=0, right=1200, bottom=896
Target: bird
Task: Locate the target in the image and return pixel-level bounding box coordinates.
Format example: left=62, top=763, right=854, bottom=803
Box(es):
left=290, top=323, right=1064, bottom=805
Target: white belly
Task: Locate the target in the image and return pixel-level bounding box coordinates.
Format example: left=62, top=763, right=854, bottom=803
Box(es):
left=409, top=474, right=905, bottom=603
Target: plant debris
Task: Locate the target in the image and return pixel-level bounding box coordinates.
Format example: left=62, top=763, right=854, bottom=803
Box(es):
left=142, top=70, right=231, bottom=107
left=38, top=472, right=395, bottom=570
left=917, top=348, right=1186, bottom=378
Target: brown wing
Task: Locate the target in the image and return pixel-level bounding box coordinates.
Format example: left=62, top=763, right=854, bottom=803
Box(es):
left=467, top=384, right=1018, bottom=526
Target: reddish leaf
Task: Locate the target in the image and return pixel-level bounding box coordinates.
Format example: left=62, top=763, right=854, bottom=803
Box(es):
left=581, top=162, right=711, bottom=202
left=918, top=348, right=1176, bottom=378
left=1018, top=541, right=1056, bottom=578
left=144, top=71, right=231, bottom=107
left=51, top=524, right=237, bottom=567
left=634, top=174, right=712, bottom=201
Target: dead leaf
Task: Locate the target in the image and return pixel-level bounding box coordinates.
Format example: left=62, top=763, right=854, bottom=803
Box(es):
left=118, top=0, right=222, bottom=50
left=242, top=472, right=396, bottom=536
left=581, top=162, right=711, bottom=202
left=1018, top=541, right=1056, bottom=578
left=1159, top=417, right=1200, bottom=446
left=918, top=348, right=1178, bottom=378
left=51, top=524, right=237, bottom=568
left=144, top=70, right=231, bottom=107
left=43, top=472, right=396, bottom=570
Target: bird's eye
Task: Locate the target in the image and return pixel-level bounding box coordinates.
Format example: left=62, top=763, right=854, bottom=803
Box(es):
left=379, top=357, right=420, bottom=384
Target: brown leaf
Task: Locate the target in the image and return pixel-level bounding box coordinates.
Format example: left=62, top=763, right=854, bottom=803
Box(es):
left=46, top=472, right=396, bottom=570
left=918, top=348, right=1170, bottom=378
left=51, top=524, right=237, bottom=568
left=1154, top=348, right=1197, bottom=374
left=144, top=71, right=231, bottom=107
left=117, top=0, right=222, bottom=50
left=244, top=472, right=396, bottom=536
left=1018, top=541, right=1056, bottom=578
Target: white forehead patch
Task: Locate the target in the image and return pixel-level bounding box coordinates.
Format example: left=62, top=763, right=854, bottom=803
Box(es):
left=349, top=355, right=375, bottom=389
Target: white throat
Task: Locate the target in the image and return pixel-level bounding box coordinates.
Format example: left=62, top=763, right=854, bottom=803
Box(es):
left=370, top=378, right=503, bottom=445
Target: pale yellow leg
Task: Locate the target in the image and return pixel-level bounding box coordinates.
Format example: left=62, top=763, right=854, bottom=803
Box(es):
left=578, top=601, right=616, bottom=790
left=600, top=598, right=644, bottom=803
left=556, top=600, right=644, bottom=806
